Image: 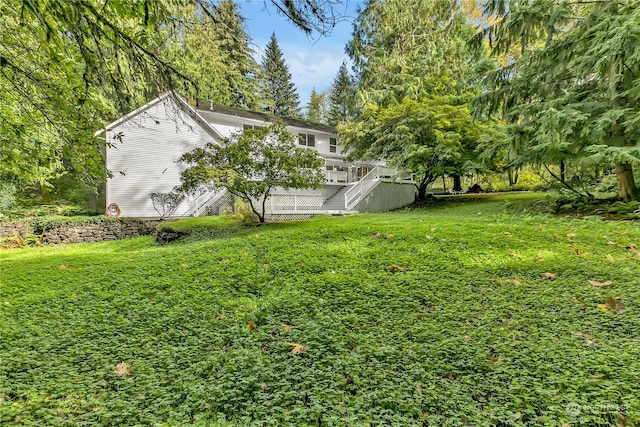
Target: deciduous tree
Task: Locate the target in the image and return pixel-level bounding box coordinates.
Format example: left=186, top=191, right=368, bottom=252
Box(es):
left=179, top=124, right=325, bottom=222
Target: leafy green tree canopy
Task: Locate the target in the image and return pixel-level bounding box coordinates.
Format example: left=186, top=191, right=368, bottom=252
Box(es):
left=474, top=0, right=640, bottom=200
left=306, top=89, right=327, bottom=124
left=340, top=95, right=501, bottom=199
left=179, top=124, right=325, bottom=222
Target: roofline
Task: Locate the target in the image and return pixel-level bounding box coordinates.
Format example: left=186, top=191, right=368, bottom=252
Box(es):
left=194, top=102, right=337, bottom=134
left=95, top=92, right=224, bottom=140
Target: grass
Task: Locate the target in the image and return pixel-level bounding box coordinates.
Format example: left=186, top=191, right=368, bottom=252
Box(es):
left=1, top=193, right=639, bottom=426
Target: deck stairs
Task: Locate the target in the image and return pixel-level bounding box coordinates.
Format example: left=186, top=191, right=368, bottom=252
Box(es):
left=322, top=185, right=353, bottom=212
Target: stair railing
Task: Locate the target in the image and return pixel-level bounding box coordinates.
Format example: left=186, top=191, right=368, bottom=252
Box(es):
left=192, top=189, right=227, bottom=217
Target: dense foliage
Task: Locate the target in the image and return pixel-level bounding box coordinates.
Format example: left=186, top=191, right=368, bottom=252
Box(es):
left=340, top=0, right=502, bottom=195
left=327, top=61, right=357, bottom=126
left=2, top=195, right=639, bottom=425
left=178, top=124, right=325, bottom=222
left=260, top=33, right=301, bottom=118
left=474, top=0, right=640, bottom=200
left=0, top=0, right=334, bottom=202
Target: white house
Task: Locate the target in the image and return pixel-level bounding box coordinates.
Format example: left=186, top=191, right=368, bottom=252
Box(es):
left=97, top=93, right=415, bottom=219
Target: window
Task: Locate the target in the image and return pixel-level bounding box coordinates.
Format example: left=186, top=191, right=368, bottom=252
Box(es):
left=330, top=137, right=337, bottom=153
left=298, top=133, right=316, bottom=147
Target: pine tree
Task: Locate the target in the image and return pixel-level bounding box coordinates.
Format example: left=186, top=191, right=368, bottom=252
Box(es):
left=306, top=88, right=327, bottom=123
left=260, top=33, right=301, bottom=118
left=327, top=61, right=356, bottom=125
left=213, top=0, right=262, bottom=109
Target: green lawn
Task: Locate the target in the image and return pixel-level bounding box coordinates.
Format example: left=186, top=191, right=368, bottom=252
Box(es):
left=1, top=193, right=639, bottom=426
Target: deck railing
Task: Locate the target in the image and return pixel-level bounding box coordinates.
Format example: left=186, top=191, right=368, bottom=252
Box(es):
left=192, top=189, right=228, bottom=217
left=267, top=193, right=325, bottom=212
left=344, top=166, right=413, bottom=210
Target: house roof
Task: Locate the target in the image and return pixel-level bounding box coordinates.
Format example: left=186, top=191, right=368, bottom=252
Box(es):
left=96, top=92, right=224, bottom=140
left=194, top=102, right=337, bottom=134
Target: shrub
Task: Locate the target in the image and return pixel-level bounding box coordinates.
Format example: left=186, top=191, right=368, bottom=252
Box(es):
left=224, top=200, right=259, bottom=223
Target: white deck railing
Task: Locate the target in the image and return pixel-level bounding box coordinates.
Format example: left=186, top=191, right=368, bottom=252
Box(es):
left=267, top=193, right=325, bottom=212
left=192, top=189, right=228, bottom=217
left=325, top=170, right=348, bottom=183
left=344, top=166, right=413, bottom=210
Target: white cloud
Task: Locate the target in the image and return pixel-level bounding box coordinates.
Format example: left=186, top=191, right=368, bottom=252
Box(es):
left=282, top=45, right=347, bottom=99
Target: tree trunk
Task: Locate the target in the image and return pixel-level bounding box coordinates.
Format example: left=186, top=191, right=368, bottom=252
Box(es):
left=560, top=161, right=566, bottom=184
left=507, top=168, right=519, bottom=186
left=452, top=175, right=462, bottom=192
left=416, top=182, right=427, bottom=201
left=615, top=162, right=638, bottom=201
left=442, top=175, right=446, bottom=191
left=40, top=182, right=51, bottom=204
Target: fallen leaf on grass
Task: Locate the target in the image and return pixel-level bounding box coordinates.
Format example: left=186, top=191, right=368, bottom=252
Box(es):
left=507, top=278, right=522, bottom=285
left=425, top=235, right=434, bottom=239
left=71, top=293, right=78, bottom=300
left=59, top=264, right=69, bottom=269
left=261, top=264, right=269, bottom=269
left=589, top=280, right=611, bottom=287
left=535, top=254, right=544, bottom=262
left=114, top=362, right=131, bottom=377
left=513, top=412, right=522, bottom=420
left=389, top=264, right=405, bottom=272
left=464, top=335, right=472, bottom=342
left=607, top=241, right=617, bottom=246
left=508, top=251, right=519, bottom=258
left=288, top=343, right=305, bottom=354
left=279, top=323, right=292, bottom=333
left=598, top=298, right=625, bottom=314
left=606, top=254, right=614, bottom=262
left=247, top=321, right=257, bottom=331
left=567, top=232, right=576, bottom=238
left=541, top=272, right=556, bottom=280
left=219, top=259, right=229, bottom=264
left=487, top=356, right=499, bottom=363
left=385, top=233, right=394, bottom=239
left=180, top=263, right=189, bottom=269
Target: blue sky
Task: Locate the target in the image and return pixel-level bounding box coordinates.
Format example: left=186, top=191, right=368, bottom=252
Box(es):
left=237, top=1, right=362, bottom=108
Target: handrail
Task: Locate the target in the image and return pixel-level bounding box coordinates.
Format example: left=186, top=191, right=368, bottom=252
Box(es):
left=344, top=166, right=380, bottom=210
left=192, top=189, right=227, bottom=217
left=344, top=166, right=414, bottom=210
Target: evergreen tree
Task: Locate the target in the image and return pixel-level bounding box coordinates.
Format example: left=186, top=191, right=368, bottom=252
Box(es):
left=260, top=33, right=301, bottom=118
left=212, top=0, right=262, bottom=109
left=327, top=61, right=356, bottom=125
left=341, top=0, right=500, bottom=194
left=475, top=0, right=640, bottom=200
left=306, top=89, right=327, bottom=124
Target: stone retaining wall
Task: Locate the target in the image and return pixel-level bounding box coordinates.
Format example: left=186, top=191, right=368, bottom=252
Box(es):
left=0, top=219, right=158, bottom=245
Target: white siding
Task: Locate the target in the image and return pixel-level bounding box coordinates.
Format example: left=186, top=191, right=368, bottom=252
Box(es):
left=106, top=100, right=215, bottom=218
left=198, top=111, right=346, bottom=159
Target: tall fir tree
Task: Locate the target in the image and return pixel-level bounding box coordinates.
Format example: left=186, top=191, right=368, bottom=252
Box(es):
left=212, top=0, right=262, bottom=109
left=306, top=88, right=327, bottom=123
left=475, top=0, right=640, bottom=200
left=327, top=61, right=356, bottom=125
left=260, top=32, right=301, bottom=118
